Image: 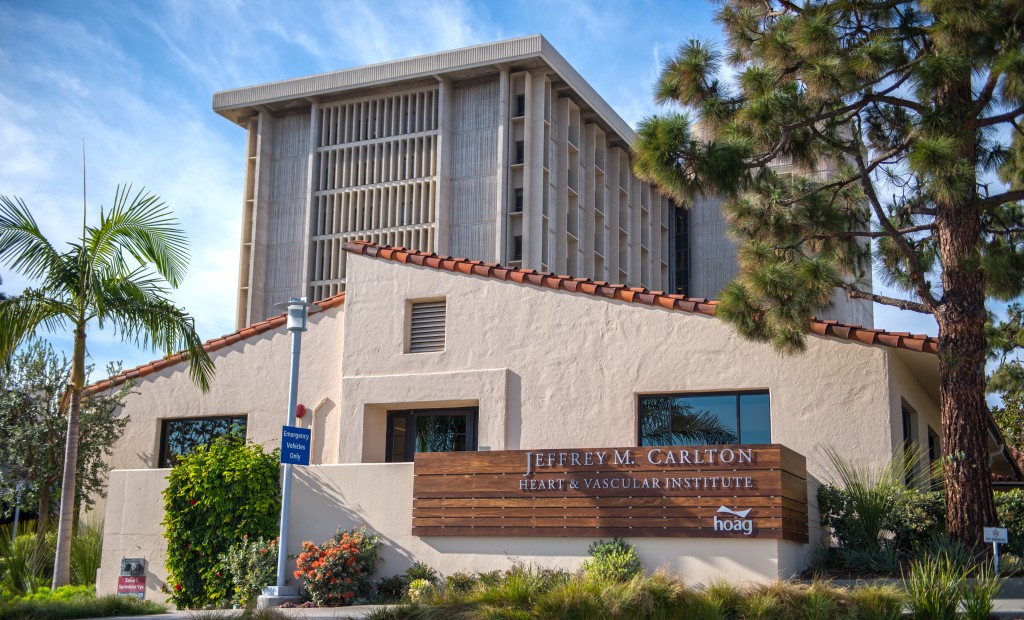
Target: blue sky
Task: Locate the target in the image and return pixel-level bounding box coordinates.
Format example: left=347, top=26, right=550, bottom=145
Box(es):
left=0, top=0, right=937, bottom=377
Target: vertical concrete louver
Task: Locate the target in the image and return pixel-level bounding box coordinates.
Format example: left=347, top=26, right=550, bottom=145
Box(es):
left=217, top=35, right=872, bottom=330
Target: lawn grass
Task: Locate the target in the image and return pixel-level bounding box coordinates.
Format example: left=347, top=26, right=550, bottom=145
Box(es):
left=0, top=593, right=167, bottom=620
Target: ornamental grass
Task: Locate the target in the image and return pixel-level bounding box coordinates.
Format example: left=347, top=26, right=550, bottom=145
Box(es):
left=365, top=569, right=909, bottom=620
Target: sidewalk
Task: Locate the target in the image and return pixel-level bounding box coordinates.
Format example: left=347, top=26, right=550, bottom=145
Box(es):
left=98, top=607, right=389, bottom=620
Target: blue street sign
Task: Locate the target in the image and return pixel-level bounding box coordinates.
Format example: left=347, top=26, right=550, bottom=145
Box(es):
left=281, top=425, right=311, bottom=466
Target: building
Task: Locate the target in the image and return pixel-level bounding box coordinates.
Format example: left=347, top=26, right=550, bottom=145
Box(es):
left=212, top=35, right=872, bottom=330
left=95, top=241, right=1018, bottom=602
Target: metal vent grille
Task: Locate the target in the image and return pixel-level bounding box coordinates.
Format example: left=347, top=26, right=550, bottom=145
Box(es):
left=409, top=300, right=446, bottom=353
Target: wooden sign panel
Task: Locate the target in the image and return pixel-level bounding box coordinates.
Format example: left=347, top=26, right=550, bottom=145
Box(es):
left=412, top=444, right=808, bottom=542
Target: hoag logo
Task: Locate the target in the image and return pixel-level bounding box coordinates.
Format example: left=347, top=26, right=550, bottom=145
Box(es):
left=713, top=506, right=754, bottom=535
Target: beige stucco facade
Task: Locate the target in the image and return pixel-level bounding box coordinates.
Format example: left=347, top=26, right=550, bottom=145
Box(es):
left=98, top=246, right=946, bottom=603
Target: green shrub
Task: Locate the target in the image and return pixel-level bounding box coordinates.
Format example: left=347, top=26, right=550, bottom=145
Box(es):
left=580, top=537, right=643, bottom=582
left=70, top=521, right=103, bottom=586
left=162, top=437, right=281, bottom=609
left=996, top=488, right=1024, bottom=555
left=0, top=593, right=166, bottom=619
left=923, top=532, right=975, bottom=570
left=904, top=553, right=965, bottom=620
left=803, top=582, right=841, bottom=620
left=294, top=527, right=381, bottom=606
left=701, top=580, right=744, bottom=618
left=11, top=584, right=94, bottom=602
left=445, top=571, right=478, bottom=595
left=476, top=570, right=503, bottom=587
left=375, top=574, right=408, bottom=601
left=0, top=531, right=55, bottom=597
left=818, top=445, right=943, bottom=575
left=406, top=578, right=433, bottom=603
left=532, top=575, right=604, bottom=620
left=472, top=563, right=549, bottom=609
left=848, top=583, right=905, bottom=620
left=404, top=561, right=440, bottom=584
left=962, top=567, right=1004, bottom=620
left=218, top=535, right=278, bottom=608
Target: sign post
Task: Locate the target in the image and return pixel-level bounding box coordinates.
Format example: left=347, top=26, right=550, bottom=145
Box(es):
left=984, top=527, right=1008, bottom=574
left=260, top=298, right=317, bottom=606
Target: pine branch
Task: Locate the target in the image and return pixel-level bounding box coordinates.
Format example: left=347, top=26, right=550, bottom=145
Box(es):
left=974, top=70, right=1002, bottom=116
left=978, top=106, right=1024, bottom=128
left=803, top=224, right=935, bottom=241
left=841, top=284, right=934, bottom=315
left=852, top=118, right=940, bottom=311
left=983, top=190, right=1024, bottom=208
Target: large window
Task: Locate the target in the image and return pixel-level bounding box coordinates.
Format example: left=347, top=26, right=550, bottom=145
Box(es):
left=638, top=392, right=770, bottom=446
left=386, top=407, right=478, bottom=462
left=158, top=415, right=247, bottom=468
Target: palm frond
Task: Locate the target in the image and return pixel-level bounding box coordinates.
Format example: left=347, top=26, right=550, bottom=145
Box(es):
left=0, top=195, right=62, bottom=280
left=87, top=185, right=190, bottom=287
left=98, top=278, right=214, bottom=392
left=0, top=292, right=71, bottom=362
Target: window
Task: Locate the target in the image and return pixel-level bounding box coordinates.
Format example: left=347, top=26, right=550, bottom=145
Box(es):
left=515, top=94, right=526, bottom=117
left=386, top=407, right=478, bottom=462
left=902, top=403, right=918, bottom=449
left=158, top=415, right=247, bottom=468
left=927, top=427, right=940, bottom=462
left=638, top=392, right=770, bottom=446
left=901, top=403, right=919, bottom=483
left=513, top=188, right=524, bottom=213
left=408, top=299, right=446, bottom=353
left=512, top=235, right=523, bottom=261
left=514, top=141, right=525, bottom=164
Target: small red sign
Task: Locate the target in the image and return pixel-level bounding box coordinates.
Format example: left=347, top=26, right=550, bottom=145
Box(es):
left=117, top=575, right=146, bottom=599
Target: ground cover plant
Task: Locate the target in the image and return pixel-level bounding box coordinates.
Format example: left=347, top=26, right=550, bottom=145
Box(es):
left=366, top=539, right=1009, bottom=619
left=0, top=585, right=166, bottom=619
left=365, top=563, right=912, bottom=620
left=162, top=437, right=280, bottom=609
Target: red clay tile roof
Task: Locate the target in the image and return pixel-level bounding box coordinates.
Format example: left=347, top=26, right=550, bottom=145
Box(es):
left=87, top=292, right=346, bottom=394
left=343, top=240, right=940, bottom=356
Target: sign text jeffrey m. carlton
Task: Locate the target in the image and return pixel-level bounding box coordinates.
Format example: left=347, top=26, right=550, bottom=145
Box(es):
left=411, top=445, right=809, bottom=541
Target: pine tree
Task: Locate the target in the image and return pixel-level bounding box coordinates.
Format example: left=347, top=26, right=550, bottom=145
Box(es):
left=633, top=0, right=1024, bottom=550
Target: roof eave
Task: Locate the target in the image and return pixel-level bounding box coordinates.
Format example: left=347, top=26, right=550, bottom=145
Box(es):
left=211, top=34, right=635, bottom=143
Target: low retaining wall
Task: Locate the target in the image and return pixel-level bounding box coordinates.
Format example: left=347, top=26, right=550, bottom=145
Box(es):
left=99, top=463, right=809, bottom=603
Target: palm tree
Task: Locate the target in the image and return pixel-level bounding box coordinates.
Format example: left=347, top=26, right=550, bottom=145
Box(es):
left=0, top=185, right=214, bottom=587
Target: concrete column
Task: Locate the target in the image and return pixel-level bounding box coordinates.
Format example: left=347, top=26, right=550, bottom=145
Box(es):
left=435, top=77, right=453, bottom=255
left=523, top=71, right=547, bottom=268
left=300, top=101, right=321, bottom=300
left=494, top=66, right=509, bottom=263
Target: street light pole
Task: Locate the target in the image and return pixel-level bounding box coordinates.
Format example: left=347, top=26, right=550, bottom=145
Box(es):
left=260, top=297, right=316, bottom=606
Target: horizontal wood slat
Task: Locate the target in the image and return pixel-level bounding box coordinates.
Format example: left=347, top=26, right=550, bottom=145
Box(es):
left=412, top=526, right=810, bottom=543
left=413, top=444, right=808, bottom=541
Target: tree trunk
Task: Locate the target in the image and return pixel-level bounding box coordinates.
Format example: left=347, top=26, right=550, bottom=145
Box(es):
left=36, top=485, right=50, bottom=541
left=51, top=324, right=84, bottom=588
left=936, top=73, right=995, bottom=553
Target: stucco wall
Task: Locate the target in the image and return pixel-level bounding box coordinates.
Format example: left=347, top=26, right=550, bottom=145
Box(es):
left=98, top=463, right=804, bottom=603
left=105, top=305, right=345, bottom=472
left=339, top=252, right=899, bottom=480
left=97, top=249, right=946, bottom=599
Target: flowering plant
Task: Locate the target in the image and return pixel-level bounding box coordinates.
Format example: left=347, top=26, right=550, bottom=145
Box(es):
left=294, top=527, right=381, bottom=606
left=218, top=535, right=279, bottom=607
